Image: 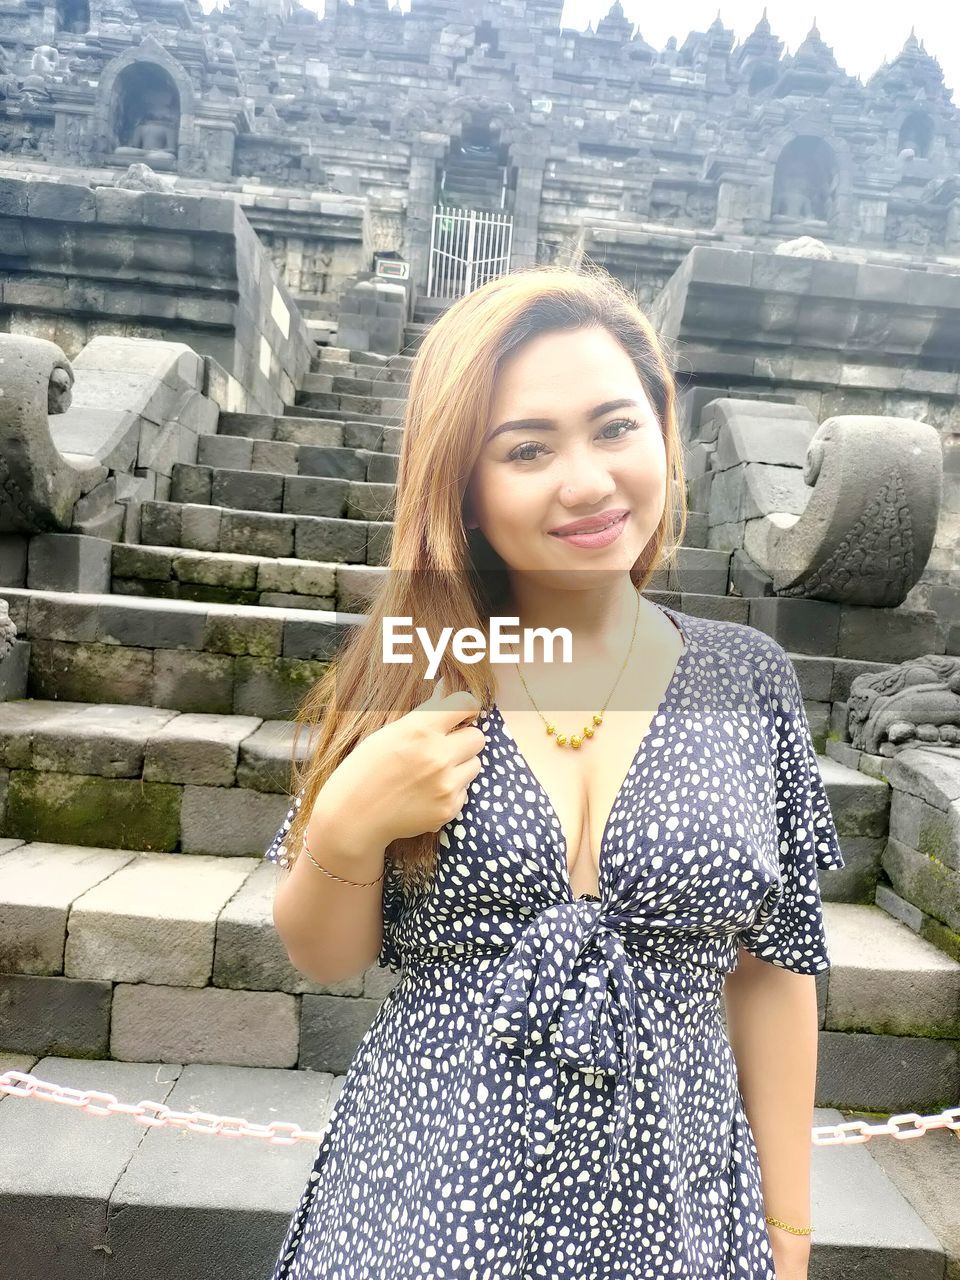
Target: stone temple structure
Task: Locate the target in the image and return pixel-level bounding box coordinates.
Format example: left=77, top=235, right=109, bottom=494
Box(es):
left=1, top=3, right=960, bottom=1276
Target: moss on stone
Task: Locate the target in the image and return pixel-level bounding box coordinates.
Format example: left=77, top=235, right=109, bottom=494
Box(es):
left=3, top=770, right=182, bottom=851
left=917, top=817, right=949, bottom=860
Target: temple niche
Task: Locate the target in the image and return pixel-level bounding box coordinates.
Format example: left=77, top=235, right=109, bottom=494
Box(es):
left=54, top=0, right=90, bottom=35
left=111, top=63, right=180, bottom=171
left=772, top=135, right=838, bottom=224
left=898, top=111, right=934, bottom=159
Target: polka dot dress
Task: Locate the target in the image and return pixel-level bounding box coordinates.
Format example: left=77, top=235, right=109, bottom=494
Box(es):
left=263, top=602, right=845, bottom=1279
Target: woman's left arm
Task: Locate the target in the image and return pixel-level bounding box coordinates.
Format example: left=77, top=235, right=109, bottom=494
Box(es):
left=724, top=943, right=821, bottom=1279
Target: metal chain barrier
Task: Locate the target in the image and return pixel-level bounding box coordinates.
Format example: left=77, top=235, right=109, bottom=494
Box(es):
left=2, top=1069, right=958, bottom=1147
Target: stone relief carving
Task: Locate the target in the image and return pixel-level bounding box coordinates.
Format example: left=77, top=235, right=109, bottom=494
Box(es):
left=847, top=657, right=960, bottom=754
left=0, top=600, right=16, bottom=664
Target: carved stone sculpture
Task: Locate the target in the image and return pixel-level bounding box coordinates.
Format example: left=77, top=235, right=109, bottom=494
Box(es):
left=20, top=44, right=60, bottom=95
left=0, top=335, right=91, bottom=533
left=847, top=657, right=960, bottom=754
left=769, top=415, right=941, bottom=605
left=114, top=83, right=179, bottom=169
left=773, top=171, right=813, bottom=219
left=48, top=364, right=73, bottom=414
left=707, top=401, right=942, bottom=608
left=114, top=161, right=169, bottom=191
left=774, top=235, right=834, bottom=258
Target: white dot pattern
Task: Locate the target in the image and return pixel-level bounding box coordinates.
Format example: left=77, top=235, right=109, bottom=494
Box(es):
left=262, top=603, right=845, bottom=1278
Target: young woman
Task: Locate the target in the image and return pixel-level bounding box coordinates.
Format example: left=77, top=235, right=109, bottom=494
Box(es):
left=263, top=263, right=845, bottom=1280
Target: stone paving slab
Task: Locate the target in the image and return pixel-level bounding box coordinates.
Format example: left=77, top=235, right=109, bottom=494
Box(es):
left=0, top=1057, right=948, bottom=1280
left=0, top=1056, right=186, bottom=1280
left=0, top=1056, right=340, bottom=1280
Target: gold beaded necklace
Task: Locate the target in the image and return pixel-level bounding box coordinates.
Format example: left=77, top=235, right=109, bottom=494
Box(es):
left=514, top=587, right=641, bottom=748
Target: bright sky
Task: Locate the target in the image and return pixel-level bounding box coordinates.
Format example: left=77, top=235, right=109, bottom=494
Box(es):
left=201, top=0, right=955, bottom=98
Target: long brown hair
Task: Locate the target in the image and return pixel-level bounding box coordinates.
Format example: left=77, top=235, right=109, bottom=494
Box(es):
left=280, top=261, right=687, bottom=896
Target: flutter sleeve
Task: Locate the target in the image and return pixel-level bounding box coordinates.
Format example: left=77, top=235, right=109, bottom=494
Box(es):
left=263, top=788, right=302, bottom=868
left=739, top=641, right=845, bottom=974
left=377, top=855, right=405, bottom=974
left=264, top=784, right=404, bottom=974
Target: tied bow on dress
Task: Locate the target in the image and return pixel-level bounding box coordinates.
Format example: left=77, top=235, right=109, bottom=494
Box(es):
left=484, top=895, right=663, bottom=1198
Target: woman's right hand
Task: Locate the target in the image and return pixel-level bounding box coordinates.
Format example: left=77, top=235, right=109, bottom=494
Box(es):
left=308, top=677, right=487, bottom=853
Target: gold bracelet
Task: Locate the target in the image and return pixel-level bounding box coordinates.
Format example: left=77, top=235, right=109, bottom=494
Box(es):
left=300, top=833, right=385, bottom=886
left=764, top=1215, right=814, bottom=1237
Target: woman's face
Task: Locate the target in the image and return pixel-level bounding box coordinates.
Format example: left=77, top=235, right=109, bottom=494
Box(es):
left=465, top=325, right=668, bottom=576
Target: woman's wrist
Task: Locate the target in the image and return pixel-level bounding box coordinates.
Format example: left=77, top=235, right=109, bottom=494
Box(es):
left=767, top=1220, right=813, bottom=1257
left=304, top=798, right=390, bottom=876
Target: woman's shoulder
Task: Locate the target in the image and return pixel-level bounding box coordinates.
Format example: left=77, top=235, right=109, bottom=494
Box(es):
left=684, top=611, right=798, bottom=710
left=680, top=609, right=786, bottom=670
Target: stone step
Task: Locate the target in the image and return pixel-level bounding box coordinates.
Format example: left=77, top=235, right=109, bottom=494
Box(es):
left=197, top=433, right=399, bottom=484
left=327, top=372, right=411, bottom=398
left=0, top=585, right=361, bottom=715
left=344, top=346, right=416, bottom=370
left=218, top=410, right=403, bottom=454
left=283, top=399, right=402, bottom=427
left=401, top=325, right=427, bottom=350
left=0, top=686, right=882, bottom=877
left=0, top=581, right=893, bottom=729
left=0, top=838, right=954, bottom=1101
left=0, top=703, right=305, bottom=852
left=109, top=545, right=390, bottom=611
left=137, top=493, right=722, bottom=576
left=293, top=386, right=407, bottom=419
left=138, top=497, right=391, bottom=565
left=302, top=366, right=411, bottom=393
left=307, top=345, right=416, bottom=375
left=168, top=462, right=396, bottom=523
left=1, top=1052, right=952, bottom=1280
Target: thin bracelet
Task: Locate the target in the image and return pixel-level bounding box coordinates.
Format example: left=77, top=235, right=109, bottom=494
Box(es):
left=764, top=1215, right=813, bottom=1236
left=300, top=832, right=385, bottom=886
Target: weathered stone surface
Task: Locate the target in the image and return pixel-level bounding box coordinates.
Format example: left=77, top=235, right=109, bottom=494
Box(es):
left=0, top=842, right=137, bottom=974
left=213, top=860, right=359, bottom=996
left=110, top=981, right=299, bottom=1066
left=0, top=176, right=312, bottom=416
left=178, top=783, right=296, bottom=856
left=0, top=972, right=112, bottom=1056
left=817, top=1025, right=960, bottom=1112
left=882, top=836, right=960, bottom=933
left=299, top=992, right=388, bottom=1074
left=143, top=713, right=263, bottom=785
left=707, top=404, right=943, bottom=607
left=825, top=903, right=960, bottom=1037
left=65, top=852, right=257, bottom=985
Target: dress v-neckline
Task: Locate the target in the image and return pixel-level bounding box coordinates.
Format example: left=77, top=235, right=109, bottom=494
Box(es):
left=489, top=600, right=692, bottom=903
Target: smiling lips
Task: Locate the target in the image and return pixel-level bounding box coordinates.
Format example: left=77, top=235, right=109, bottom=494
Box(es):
left=548, top=510, right=630, bottom=548
left=547, top=504, right=632, bottom=535
left=549, top=508, right=630, bottom=536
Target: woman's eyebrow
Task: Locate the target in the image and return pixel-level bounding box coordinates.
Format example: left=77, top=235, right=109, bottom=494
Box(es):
left=485, top=397, right=642, bottom=444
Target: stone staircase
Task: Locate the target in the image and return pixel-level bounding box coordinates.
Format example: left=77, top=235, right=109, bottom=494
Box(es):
left=1, top=340, right=959, bottom=1278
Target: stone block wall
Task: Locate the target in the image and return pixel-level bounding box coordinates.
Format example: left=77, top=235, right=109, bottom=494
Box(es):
left=0, top=175, right=313, bottom=415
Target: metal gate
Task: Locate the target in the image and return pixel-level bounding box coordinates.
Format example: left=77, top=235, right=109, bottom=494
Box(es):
left=427, top=206, right=514, bottom=300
